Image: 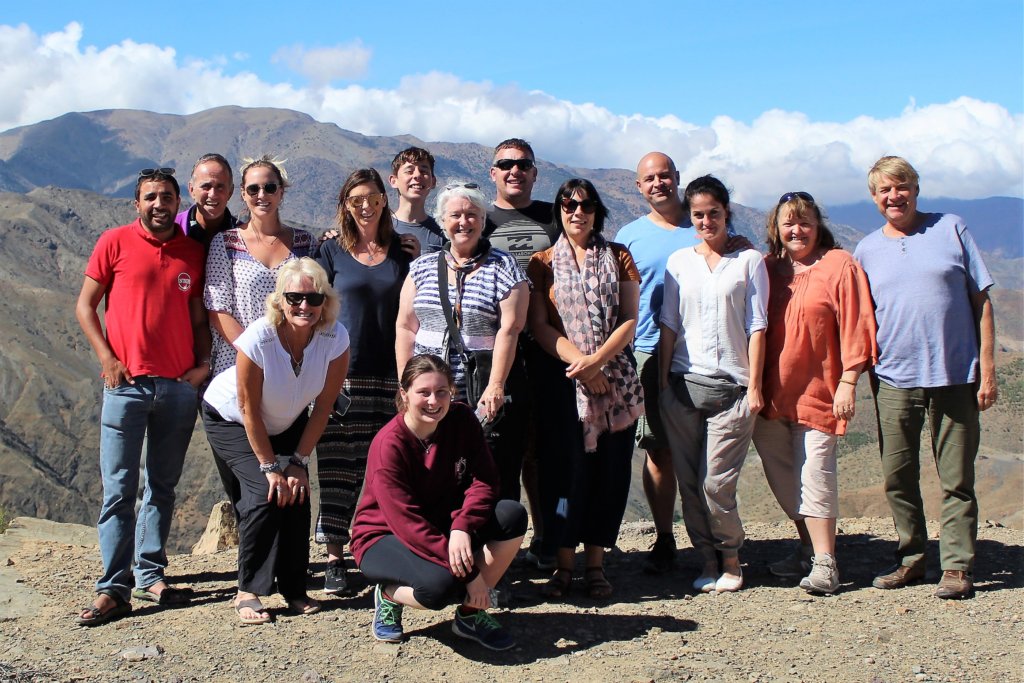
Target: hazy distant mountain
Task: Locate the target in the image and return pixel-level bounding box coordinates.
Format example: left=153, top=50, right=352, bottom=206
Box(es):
left=0, top=105, right=824, bottom=243
left=0, top=107, right=1019, bottom=546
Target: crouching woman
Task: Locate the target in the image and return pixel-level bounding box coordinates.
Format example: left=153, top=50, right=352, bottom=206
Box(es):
left=350, top=354, right=526, bottom=650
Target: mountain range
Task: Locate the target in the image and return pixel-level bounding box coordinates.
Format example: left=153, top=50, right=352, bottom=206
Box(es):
left=0, top=106, right=1020, bottom=548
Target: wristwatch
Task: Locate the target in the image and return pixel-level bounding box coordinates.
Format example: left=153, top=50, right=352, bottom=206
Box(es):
left=289, top=452, right=311, bottom=469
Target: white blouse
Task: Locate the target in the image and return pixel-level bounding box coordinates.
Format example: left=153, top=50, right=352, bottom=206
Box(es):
left=661, top=247, right=768, bottom=386
left=204, top=317, right=350, bottom=434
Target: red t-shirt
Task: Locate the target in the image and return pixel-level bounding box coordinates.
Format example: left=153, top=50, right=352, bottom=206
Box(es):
left=85, top=220, right=205, bottom=379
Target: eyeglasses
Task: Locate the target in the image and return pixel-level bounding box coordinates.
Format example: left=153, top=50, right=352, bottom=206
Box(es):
left=560, top=197, right=598, bottom=214
left=778, top=191, right=815, bottom=204
left=445, top=182, right=479, bottom=191
left=492, top=158, right=535, bottom=172
left=345, top=193, right=386, bottom=209
left=245, top=183, right=280, bottom=197
left=283, top=291, right=326, bottom=306
left=139, top=167, right=175, bottom=178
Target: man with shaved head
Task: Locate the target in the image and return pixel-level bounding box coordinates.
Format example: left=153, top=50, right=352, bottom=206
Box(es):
left=616, top=152, right=703, bottom=573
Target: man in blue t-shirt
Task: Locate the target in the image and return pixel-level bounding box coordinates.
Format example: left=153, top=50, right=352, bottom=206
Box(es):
left=616, top=152, right=701, bottom=574
left=854, top=156, right=997, bottom=601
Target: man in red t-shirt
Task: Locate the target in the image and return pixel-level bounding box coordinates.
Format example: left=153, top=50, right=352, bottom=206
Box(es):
left=74, top=169, right=211, bottom=626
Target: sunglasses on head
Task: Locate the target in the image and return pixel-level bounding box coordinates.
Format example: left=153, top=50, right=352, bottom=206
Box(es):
left=492, top=158, right=535, bottom=172
left=245, top=182, right=279, bottom=197
left=560, top=197, right=598, bottom=214
left=283, top=291, right=326, bottom=306
left=445, top=182, right=479, bottom=191
left=345, top=193, right=386, bottom=209
left=139, top=167, right=175, bottom=178
left=778, top=191, right=815, bottom=204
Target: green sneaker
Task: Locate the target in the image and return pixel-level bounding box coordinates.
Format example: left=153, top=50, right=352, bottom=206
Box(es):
left=372, top=585, right=403, bottom=643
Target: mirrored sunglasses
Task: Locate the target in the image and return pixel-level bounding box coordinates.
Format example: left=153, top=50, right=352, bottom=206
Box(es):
left=345, top=193, right=386, bottom=209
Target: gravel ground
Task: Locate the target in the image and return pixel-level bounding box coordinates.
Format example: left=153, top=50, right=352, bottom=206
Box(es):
left=1, top=517, right=1021, bottom=683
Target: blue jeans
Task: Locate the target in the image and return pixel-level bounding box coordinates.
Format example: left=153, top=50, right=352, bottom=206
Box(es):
left=96, top=377, right=197, bottom=600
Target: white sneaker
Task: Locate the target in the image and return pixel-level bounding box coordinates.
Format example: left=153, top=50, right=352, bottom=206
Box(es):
left=715, top=570, right=744, bottom=593
left=692, top=572, right=717, bottom=593
left=799, top=554, right=839, bottom=594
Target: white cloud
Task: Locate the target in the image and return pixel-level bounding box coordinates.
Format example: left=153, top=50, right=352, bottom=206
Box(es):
left=271, top=41, right=370, bottom=85
left=1, top=23, right=1021, bottom=206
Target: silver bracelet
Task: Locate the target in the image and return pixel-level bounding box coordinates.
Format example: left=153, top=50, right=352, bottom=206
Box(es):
left=259, top=461, right=283, bottom=474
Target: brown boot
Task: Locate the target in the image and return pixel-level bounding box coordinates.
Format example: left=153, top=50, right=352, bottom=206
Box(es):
left=933, top=570, right=973, bottom=599
left=872, top=563, right=925, bottom=589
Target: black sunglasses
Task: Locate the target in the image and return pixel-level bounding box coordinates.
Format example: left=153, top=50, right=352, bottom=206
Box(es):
left=445, top=182, right=479, bottom=190
left=560, top=197, right=598, bottom=214
left=245, top=182, right=280, bottom=197
left=492, top=158, right=535, bottom=172
left=283, top=291, right=326, bottom=306
left=139, top=167, right=175, bottom=178
left=778, top=191, right=815, bottom=204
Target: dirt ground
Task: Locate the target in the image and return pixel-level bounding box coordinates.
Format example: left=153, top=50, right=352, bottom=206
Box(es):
left=1, top=517, right=1021, bottom=683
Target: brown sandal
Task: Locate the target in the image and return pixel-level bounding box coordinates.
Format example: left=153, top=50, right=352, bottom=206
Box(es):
left=585, top=566, right=613, bottom=599
left=541, top=568, right=573, bottom=600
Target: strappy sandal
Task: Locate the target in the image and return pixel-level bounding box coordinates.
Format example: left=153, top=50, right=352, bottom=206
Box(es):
left=76, top=592, right=131, bottom=627
left=585, top=566, right=613, bottom=599
left=541, top=568, right=573, bottom=600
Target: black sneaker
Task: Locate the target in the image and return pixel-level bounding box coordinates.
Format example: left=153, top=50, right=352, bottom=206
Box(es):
left=643, top=534, right=676, bottom=574
left=452, top=607, right=515, bottom=651
left=324, top=559, right=351, bottom=596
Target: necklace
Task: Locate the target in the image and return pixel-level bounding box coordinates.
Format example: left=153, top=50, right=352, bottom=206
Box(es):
left=280, top=330, right=308, bottom=376
left=356, top=240, right=382, bottom=264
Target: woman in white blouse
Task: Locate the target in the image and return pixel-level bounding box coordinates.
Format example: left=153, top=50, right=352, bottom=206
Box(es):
left=658, top=175, right=768, bottom=594
left=201, top=258, right=350, bottom=624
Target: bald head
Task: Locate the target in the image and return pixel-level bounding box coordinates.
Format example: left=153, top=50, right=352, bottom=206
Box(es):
left=636, top=152, right=681, bottom=211
left=636, top=152, right=676, bottom=177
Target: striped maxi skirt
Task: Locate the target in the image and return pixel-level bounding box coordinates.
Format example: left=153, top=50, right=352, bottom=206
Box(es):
left=314, top=374, right=398, bottom=546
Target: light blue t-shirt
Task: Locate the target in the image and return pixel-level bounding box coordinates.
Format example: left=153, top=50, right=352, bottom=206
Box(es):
left=615, top=215, right=701, bottom=352
left=853, top=213, right=993, bottom=389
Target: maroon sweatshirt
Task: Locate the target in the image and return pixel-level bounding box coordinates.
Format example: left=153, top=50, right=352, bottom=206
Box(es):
left=349, top=403, right=499, bottom=580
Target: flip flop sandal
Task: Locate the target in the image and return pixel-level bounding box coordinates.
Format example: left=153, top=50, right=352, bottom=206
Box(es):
left=585, top=567, right=613, bottom=599
left=133, top=585, right=190, bottom=605
left=286, top=597, right=321, bottom=616
left=235, top=598, right=271, bottom=625
left=77, top=593, right=131, bottom=626
left=541, top=568, right=573, bottom=600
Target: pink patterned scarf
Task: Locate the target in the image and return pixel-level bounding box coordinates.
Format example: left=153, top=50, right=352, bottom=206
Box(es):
left=551, top=233, right=644, bottom=452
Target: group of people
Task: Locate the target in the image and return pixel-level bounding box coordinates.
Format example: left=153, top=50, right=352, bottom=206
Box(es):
left=73, top=138, right=998, bottom=651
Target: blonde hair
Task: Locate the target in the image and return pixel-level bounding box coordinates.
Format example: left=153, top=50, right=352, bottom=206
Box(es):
left=265, top=258, right=339, bottom=331
left=240, top=154, right=291, bottom=190
left=868, top=156, right=919, bottom=195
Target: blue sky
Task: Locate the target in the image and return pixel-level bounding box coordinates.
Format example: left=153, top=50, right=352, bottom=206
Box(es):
left=1, top=1, right=1021, bottom=205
